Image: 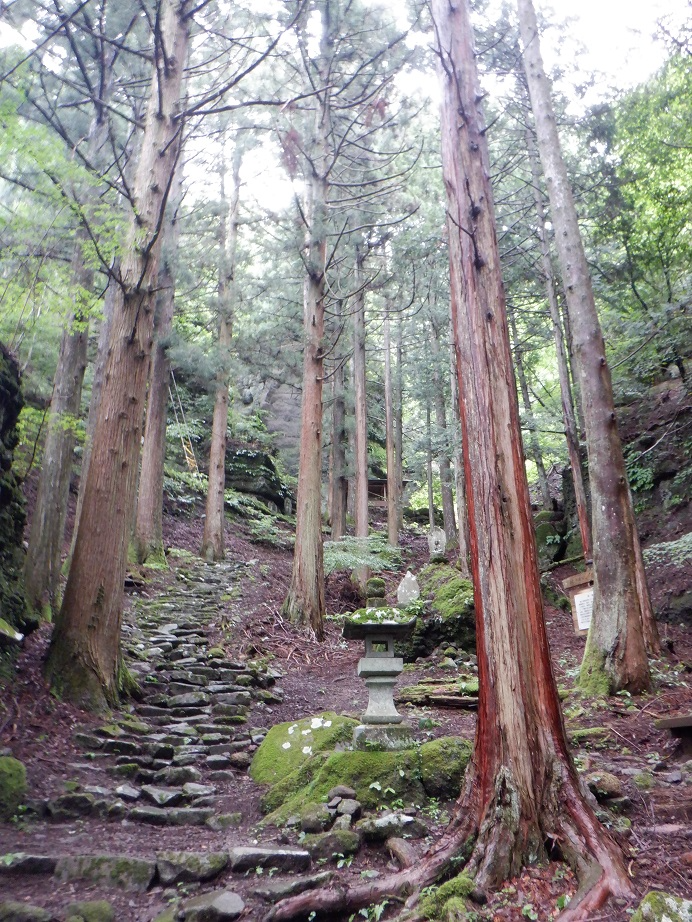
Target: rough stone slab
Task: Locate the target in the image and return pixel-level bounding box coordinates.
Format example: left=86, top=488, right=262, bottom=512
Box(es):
left=178, top=890, right=244, bottom=921
left=54, top=855, right=155, bottom=891
left=167, top=692, right=210, bottom=708
left=227, top=846, right=311, bottom=873
left=156, top=850, right=228, bottom=885
left=141, top=785, right=183, bottom=807
left=0, top=854, right=57, bottom=874
left=355, top=812, right=428, bottom=843
left=251, top=870, right=333, bottom=903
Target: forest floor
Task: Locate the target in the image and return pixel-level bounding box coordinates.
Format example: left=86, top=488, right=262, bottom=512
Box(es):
left=1, top=502, right=691, bottom=922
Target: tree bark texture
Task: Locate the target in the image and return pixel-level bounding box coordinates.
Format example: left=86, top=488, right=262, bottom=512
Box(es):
left=264, top=3, right=632, bottom=917
left=201, top=144, right=242, bottom=562
left=425, top=403, right=435, bottom=530
left=394, top=314, right=404, bottom=530
left=429, top=317, right=457, bottom=545
left=517, top=0, right=659, bottom=693
left=384, top=310, right=398, bottom=546
left=45, top=0, right=191, bottom=709
left=525, top=125, right=592, bottom=559
left=450, top=340, right=471, bottom=577
left=134, top=164, right=185, bottom=565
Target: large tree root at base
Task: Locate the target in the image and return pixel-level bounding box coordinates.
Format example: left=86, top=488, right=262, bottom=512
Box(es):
left=262, top=772, right=634, bottom=922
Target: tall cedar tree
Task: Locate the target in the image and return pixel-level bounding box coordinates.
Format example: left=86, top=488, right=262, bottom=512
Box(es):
left=517, top=0, right=660, bottom=694
left=265, top=0, right=633, bottom=917
left=45, top=0, right=191, bottom=708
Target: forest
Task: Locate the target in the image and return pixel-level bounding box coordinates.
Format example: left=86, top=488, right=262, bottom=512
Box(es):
left=0, top=0, right=690, bottom=920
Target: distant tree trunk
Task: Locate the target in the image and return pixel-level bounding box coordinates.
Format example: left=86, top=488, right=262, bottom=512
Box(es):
left=329, top=302, right=348, bottom=540
left=518, top=0, right=659, bottom=693
left=508, top=304, right=551, bottom=508
left=282, top=49, right=329, bottom=638
left=24, top=103, right=110, bottom=617
left=425, top=403, right=435, bottom=529
left=265, top=3, right=632, bottom=918
left=201, top=144, right=242, bottom=562
left=394, top=314, right=404, bottom=530
left=352, top=242, right=369, bottom=563
left=525, top=125, right=592, bottom=559
left=450, top=342, right=471, bottom=578
left=45, top=0, right=190, bottom=710
left=383, top=310, right=398, bottom=546
left=134, top=165, right=184, bottom=566
left=429, top=318, right=457, bottom=545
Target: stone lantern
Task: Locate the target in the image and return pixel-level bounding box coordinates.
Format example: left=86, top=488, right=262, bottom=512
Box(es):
left=343, top=578, right=417, bottom=750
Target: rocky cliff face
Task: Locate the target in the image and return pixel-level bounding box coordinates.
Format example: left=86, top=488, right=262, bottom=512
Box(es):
left=0, top=344, right=28, bottom=635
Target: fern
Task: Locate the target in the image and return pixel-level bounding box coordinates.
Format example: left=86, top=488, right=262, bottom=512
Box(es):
left=323, top=534, right=402, bottom=576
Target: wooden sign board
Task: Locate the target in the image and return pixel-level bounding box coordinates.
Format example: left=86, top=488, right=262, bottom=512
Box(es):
left=562, top=569, right=594, bottom=636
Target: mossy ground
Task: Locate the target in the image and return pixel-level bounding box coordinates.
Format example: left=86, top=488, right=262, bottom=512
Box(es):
left=631, top=891, right=692, bottom=922
left=419, top=873, right=475, bottom=919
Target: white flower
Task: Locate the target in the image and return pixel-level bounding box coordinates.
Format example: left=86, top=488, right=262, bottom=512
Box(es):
left=302, top=746, right=312, bottom=755
left=288, top=725, right=298, bottom=735
left=310, top=718, right=323, bottom=729
left=302, top=729, right=312, bottom=735
left=324, top=720, right=332, bottom=727
left=282, top=742, right=291, bottom=749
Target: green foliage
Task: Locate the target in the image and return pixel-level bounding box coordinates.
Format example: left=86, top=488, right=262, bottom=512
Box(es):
left=624, top=448, right=655, bottom=493
left=323, top=535, right=402, bottom=577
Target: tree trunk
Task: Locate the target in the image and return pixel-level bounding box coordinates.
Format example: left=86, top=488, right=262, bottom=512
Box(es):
left=24, top=102, right=110, bottom=617
left=429, top=318, right=457, bottom=545
left=517, top=0, right=659, bottom=692
left=262, top=2, right=633, bottom=917
left=508, top=303, right=551, bottom=509
left=425, top=403, right=435, bottom=530
left=384, top=310, right=398, bottom=546
left=134, top=165, right=185, bottom=566
left=525, top=125, right=592, bottom=559
left=352, top=242, right=369, bottom=573
left=394, top=313, right=404, bottom=530
left=329, top=303, right=348, bottom=540
left=45, top=0, right=190, bottom=710
left=24, top=300, right=87, bottom=618
left=449, top=341, right=471, bottom=578
left=282, top=34, right=329, bottom=638
left=201, top=143, right=242, bottom=562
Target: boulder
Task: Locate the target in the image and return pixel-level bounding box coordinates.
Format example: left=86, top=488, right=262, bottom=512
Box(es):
left=355, top=812, right=428, bottom=843
left=227, top=846, right=310, bottom=873
left=302, top=829, right=361, bottom=862
left=249, top=712, right=358, bottom=786
left=156, top=851, right=228, bottom=885
left=630, top=891, right=692, bottom=922
left=0, top=903, right=51, bottom=922
left=64, top=901, right=114, bottom=922
left=420, top=737, right=473, bottom=800
left=178, top=890, right=244, bottom=921
left=0, top=756, right=27, bottom=820
left=54, top=855, right=155, bottom=891
left=300, top=801, right=333, bottom=833
left=398, top=563, right=475, bottom=660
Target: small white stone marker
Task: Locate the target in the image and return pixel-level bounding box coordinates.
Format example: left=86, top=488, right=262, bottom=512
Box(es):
left=397, top=570, right=420, bottom=607
left=428, top=526, right=446, bottom=558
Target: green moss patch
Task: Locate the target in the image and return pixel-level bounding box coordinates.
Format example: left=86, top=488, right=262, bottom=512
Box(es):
left=631, top=891, right=692, bottom=922
left=419, top=874, right=475, bottom=919
left=400, top=564, right=475, bottom=659
left=249, top=713, right=358, bottom=786
left=0, top=756, right=27, bottom=820
left=261, top=735, right=472, bottom=824
left=420, top=737, right=473, bottom=800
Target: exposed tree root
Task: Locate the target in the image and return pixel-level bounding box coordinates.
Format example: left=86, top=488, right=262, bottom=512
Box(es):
left=263, top=767, right=634, bottom=922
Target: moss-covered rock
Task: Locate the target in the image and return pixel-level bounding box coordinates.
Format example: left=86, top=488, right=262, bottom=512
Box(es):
left=300, top=801, right=333, bottom=833
left=0, top=903, right=51, bottom=922
left=249, top=713, right=358, bottom=786
left=419, top=874, right=475, bottom=920
left=302, top=829, right=361, bottom=861
left=65, top=900, right=115, bottom=922
left=0, top=756, right=27, bottom=820
left=54, top=855, right=155, bottom=891
left=156, top=850, right=228, bottom=885
left=420, top=737, right=473, bottom=800
left=630, top=891, right=692, bottom=922
left=399, top=564, right=475, bottom=660
left=262, top=748, right=427, bottom=824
